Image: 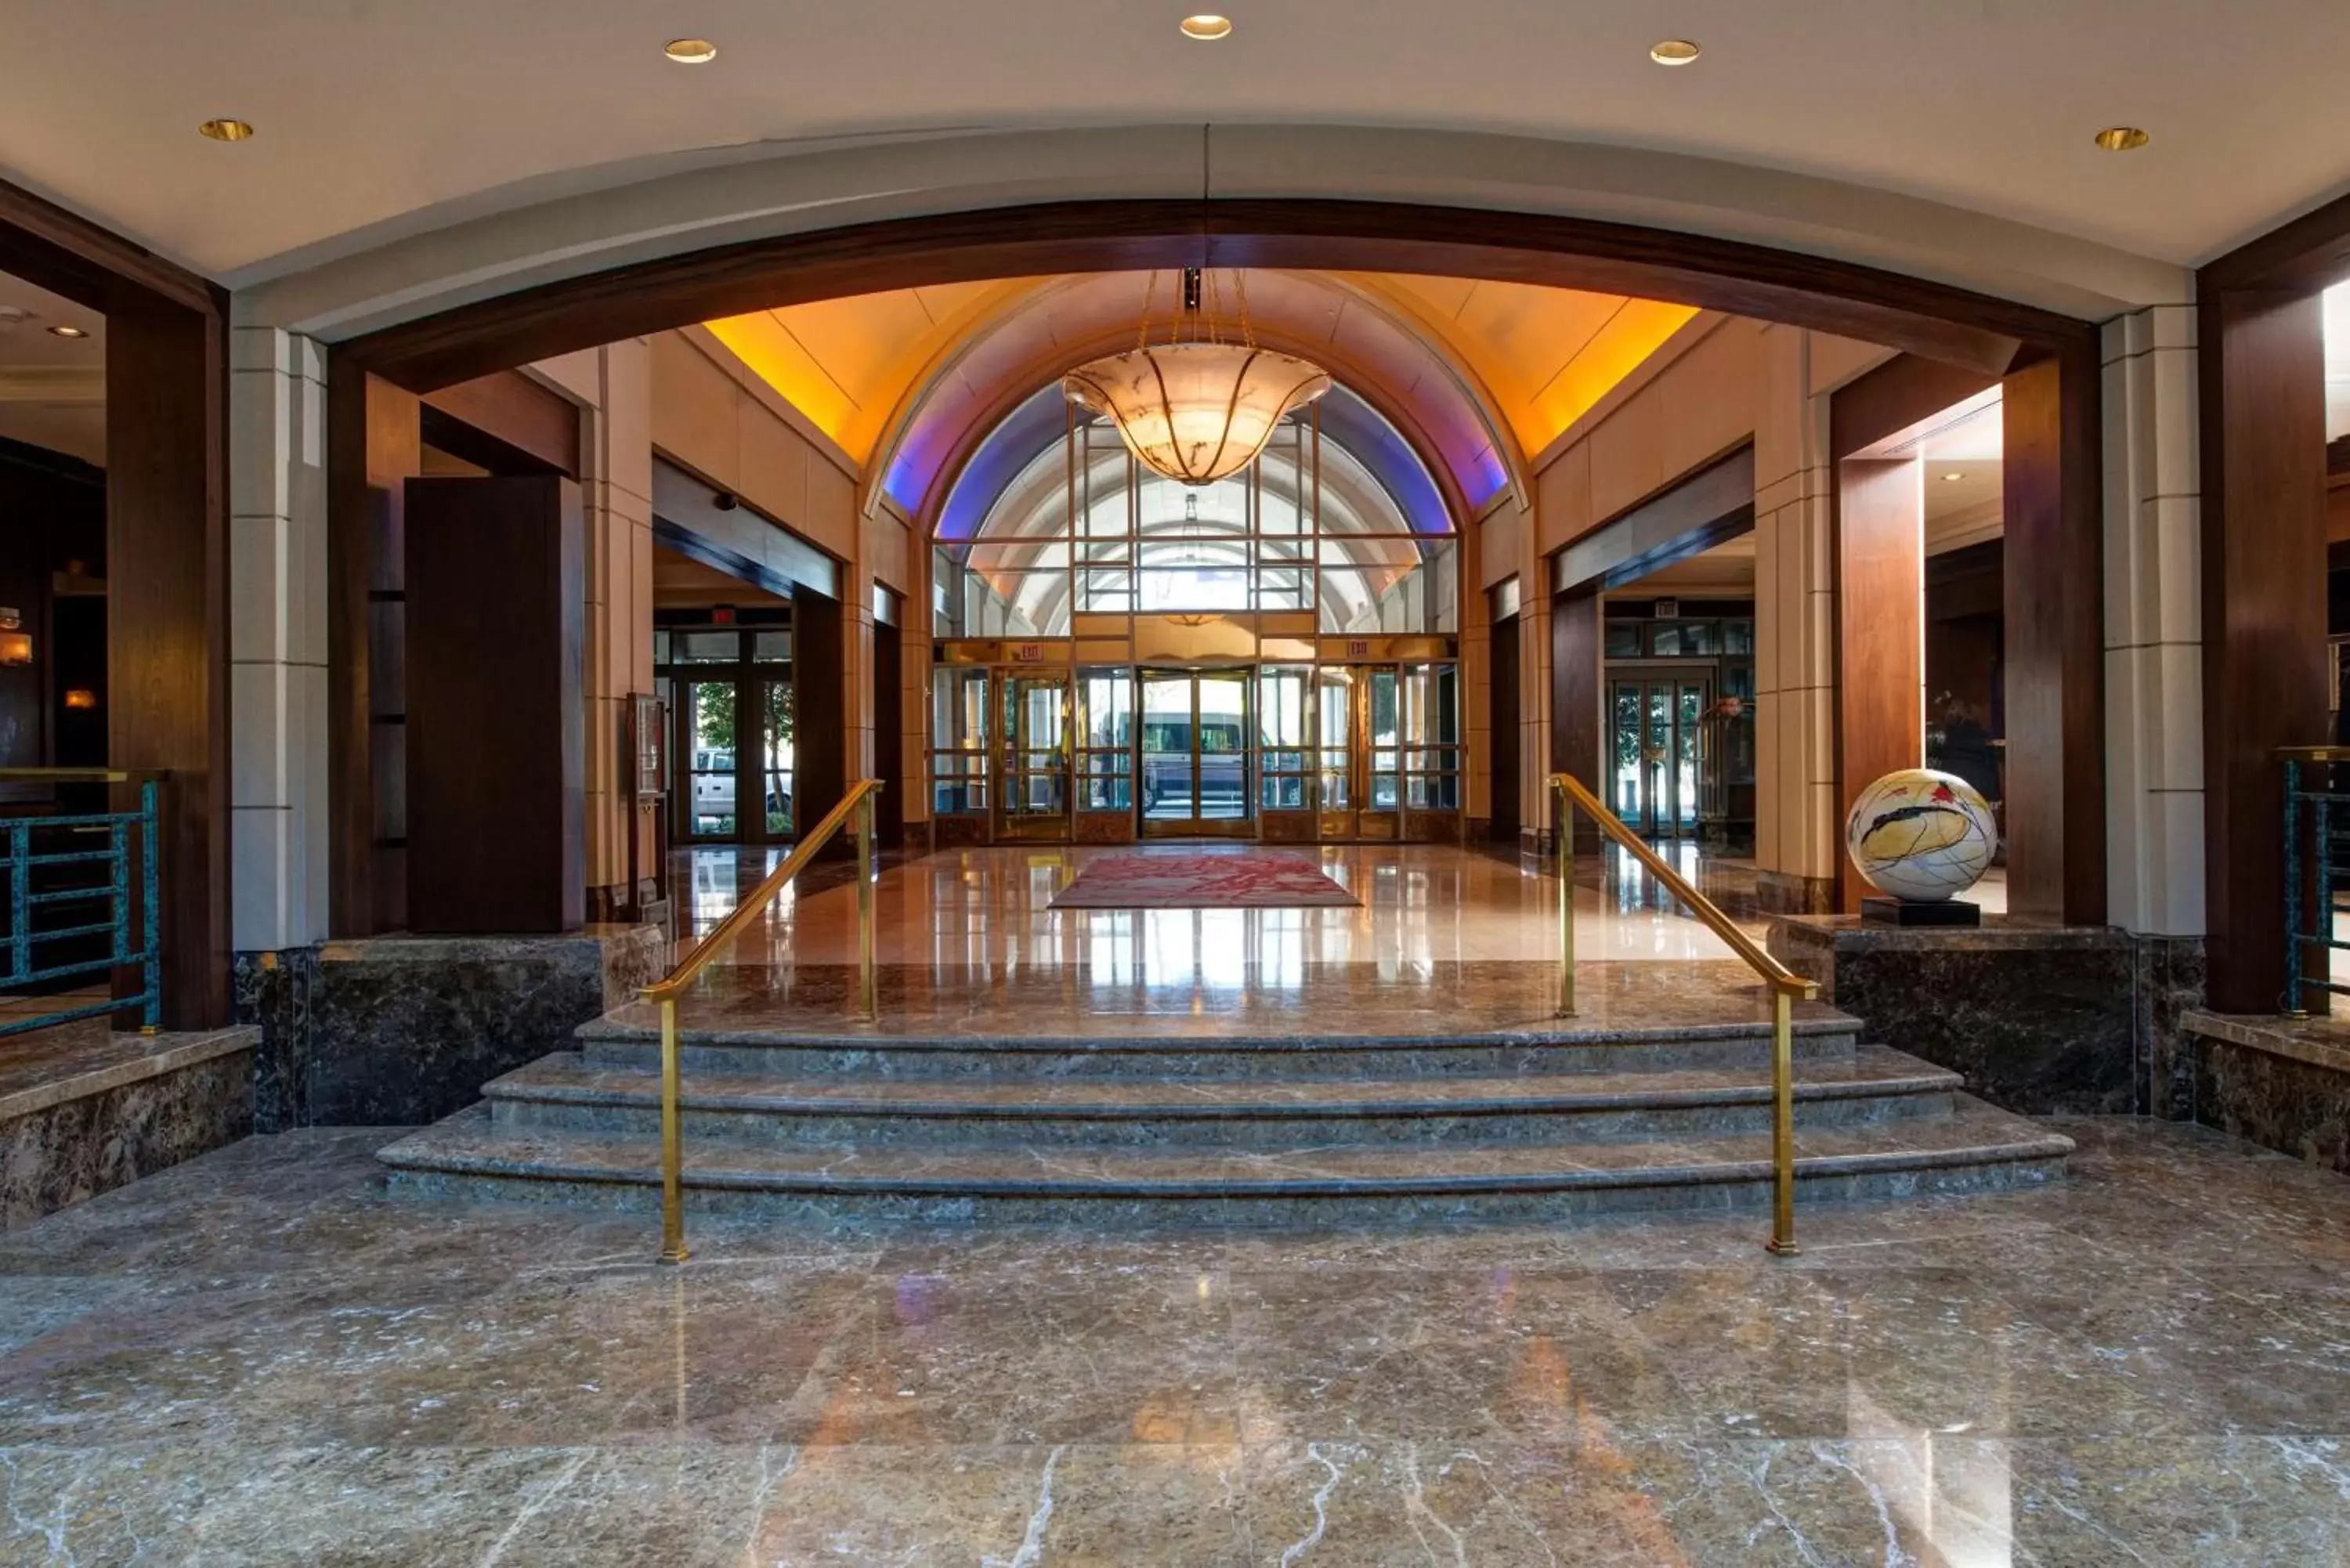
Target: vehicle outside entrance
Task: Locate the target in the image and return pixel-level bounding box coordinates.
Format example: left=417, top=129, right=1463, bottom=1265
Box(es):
left=1139, top=721, right=1248, bottom=818
left=690, top=749, right=794, bottom=836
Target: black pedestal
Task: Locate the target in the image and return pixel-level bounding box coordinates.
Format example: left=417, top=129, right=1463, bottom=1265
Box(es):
left=1860, top=895, right=1981, bottom=928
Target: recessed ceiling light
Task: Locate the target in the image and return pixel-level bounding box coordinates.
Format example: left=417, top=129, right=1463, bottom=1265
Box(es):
left=664, top=38, right=719, bottom=63
left=1650, top=39, right=1701, bottom=66
left=48, top=325, right=88, bottom=340
left=2093, top=126, right=2150, bottom=152
left=1180, top=14, right=1233, bottom=40
left=1942, top=471, right=1965, bottom=482
left=197, top=118, right=254, bottom=143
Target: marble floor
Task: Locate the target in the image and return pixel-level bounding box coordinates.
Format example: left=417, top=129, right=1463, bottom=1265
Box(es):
left=1, top=1117, right=2345, bottom=1564
left=668, top=840, right=1784, bottom=974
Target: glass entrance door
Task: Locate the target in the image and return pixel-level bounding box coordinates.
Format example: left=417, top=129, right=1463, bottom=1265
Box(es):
left=1316, top=666, right=1402, bottom=839
left=996, top=670, right=1071, bottom=840
left=1140, top=668, right=1254, bottom=836
left=1608, top=675, right=1709, bottom=835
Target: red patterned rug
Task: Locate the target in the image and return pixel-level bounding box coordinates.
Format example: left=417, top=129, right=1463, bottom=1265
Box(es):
left=1048, top=852, right=1360, bottom=909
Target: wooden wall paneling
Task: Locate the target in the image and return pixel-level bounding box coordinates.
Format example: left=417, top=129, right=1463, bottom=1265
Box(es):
left=1489, top=614, right=1521, bottom=840
left=872, top=618, right=904, bottom=846
left=403, top=476, right=584, bottom=933
left=1834, top=457, right=1926, bottom=910
left=1549, top=587, right=1602, bottom=848
left=2200, top=289, right=2329, bottom=1010
left=2001, top=346, right=2106, bottom=924
left=418, top=369, right=582, bottom=477
left=793, top=587, right=849, bottom=853
left=326, top=362, right=421, bottom=935
left=107, top=300, right=230, bottom=1027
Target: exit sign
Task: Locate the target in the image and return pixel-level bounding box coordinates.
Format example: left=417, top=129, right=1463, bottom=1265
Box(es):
left=1012, top=641, right=1044, bottom=663
left=1346, top=638, right=1370, bottom=659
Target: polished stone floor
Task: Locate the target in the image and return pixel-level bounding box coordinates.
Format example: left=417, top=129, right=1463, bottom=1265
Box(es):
left=2, top=1117, right=2345, bottom=1564
left=671, top=841, right=1773, bottom=972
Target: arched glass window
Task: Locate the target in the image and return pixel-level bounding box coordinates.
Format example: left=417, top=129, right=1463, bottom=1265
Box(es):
left=932, top=384, right=1458, bottom=640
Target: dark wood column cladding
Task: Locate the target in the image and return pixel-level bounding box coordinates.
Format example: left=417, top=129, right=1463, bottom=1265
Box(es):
left=403, top=476, right=584, bottom=933
left=791, top=587, right=848, bottom=853
left=1549, top=587, right=1601, bottom=848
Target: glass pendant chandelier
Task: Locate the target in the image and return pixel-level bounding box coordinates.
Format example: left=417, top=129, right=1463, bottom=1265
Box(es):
left=1064, top=268, right=1330, bottom=486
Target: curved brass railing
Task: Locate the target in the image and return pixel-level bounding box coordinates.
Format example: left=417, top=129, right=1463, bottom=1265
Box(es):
left=645, top=779, right=884, bottom=1264
left=1550, top=773, right=1817, bottom=1255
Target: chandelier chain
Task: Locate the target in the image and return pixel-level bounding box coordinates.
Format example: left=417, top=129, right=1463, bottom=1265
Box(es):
left=1135, top=269, right=1158, bottom=354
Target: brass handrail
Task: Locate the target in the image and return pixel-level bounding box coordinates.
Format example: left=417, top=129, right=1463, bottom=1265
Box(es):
left=645, top=778, right=883, bottom=1264
left=1549, top=771, right=1817, bottom=1255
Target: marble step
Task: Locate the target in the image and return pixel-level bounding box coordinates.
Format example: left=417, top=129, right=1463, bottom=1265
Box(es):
left=378, top=1096, right=2073, bottom=1229
left=577, top=1019, right=1864, bottom=1081
left=484, top=1045, right=1958, bottom=1150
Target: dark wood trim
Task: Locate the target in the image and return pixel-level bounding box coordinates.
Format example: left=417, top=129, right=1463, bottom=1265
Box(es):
left=2001, top=343, right=2106, bottom=925
left=0, top=175, right=221, bottom=319
left=2199, top=189, right=2350, bottom=298
left=2200, top=287, right=2330, bottom=1010
left=105, top=299, right=231, bottom=1026
left=0, top=175, right=233, bottom=1026
left=2193, top=184, right=2350, bottom=1007
left=1833, top=456, right=1927, bottom=911
left=403, top=476, right=585, bottom=933
left=2329, top=434, right=2350, bottom=482
left=1828, top=354, right=2001, bottom=464
left=418, top=369, right=582, bottom=478
left=338, top=200, right=2085, bottom=392
left=325, top=360, right=421, bottom=936
left=1549, top=586, right=1603, bottom=849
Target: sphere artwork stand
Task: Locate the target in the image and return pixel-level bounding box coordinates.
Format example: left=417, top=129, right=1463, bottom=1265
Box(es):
left=1843, top=768, right=2000, bottom=928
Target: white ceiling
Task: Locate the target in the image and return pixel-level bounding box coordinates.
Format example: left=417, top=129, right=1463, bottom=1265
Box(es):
left=0, top=271, right=105, bottom=465
left=3, top=1, right=2345, bottom=283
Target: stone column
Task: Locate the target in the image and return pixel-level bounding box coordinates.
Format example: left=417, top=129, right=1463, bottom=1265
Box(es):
left=2102, top=304, right=2206, bottom=1112
left=1752, top=327, right=1840, bottom=912
left=227, top=325, right=331, bottom=1125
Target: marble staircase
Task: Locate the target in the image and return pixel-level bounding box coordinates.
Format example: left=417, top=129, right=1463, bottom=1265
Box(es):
left=378, top=967, right=2073, bottom=1227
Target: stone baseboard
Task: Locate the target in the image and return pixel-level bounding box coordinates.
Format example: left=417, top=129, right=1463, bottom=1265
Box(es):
left=1755, top=870, right=1838, bottom=916
left=1, top=1028, right=255, bottom=1228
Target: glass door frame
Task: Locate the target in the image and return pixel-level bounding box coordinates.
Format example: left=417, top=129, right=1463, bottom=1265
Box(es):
left=657, top=623, right=795, bottom=847
left=1138, top=665, right=1256, bottom=839
left=1606, top=669, right=1712, bottom=836
left=1316, top=663, right=1403, bottom=840
left=993, top=667, right=1074, bottom=840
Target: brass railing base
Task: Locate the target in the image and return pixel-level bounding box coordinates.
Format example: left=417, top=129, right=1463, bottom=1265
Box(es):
left=1765, top=1238, right=1801, bottom=1257
left=1551, top=772, right=1814, bottom=1259
left=642, top=779, right=886, bottom=1266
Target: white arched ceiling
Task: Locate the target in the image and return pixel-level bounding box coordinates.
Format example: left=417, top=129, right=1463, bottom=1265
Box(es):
left=224, top=127, right=2193, bottom=345
left=22, top=0, right=2319, bottom=308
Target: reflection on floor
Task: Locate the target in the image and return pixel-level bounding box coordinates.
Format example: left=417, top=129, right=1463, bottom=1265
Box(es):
left=667, top=840, right=2011, bottom=972
left=3, top=1117, right=2345, bottom=1563
left=663, top=840, right=1771, bottom=972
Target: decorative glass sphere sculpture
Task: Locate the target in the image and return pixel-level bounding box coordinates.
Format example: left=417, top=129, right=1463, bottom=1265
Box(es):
left=1843, top=768, right=1998, bottom=903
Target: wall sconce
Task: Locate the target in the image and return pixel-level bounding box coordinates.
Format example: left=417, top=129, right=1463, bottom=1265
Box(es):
left=63, top=689, right=96, bottom=710
left=0, top=609, right=31, bottom=668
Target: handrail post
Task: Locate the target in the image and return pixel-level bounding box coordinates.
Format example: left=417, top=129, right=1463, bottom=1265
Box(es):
left=1766, top=985, right=1799, bottom=1255
left=657, top=995, right=689, bottom=1265
left=856, top=789, right=877, bottom=1022
left=1556, top=779, right=1575, bottom=1017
